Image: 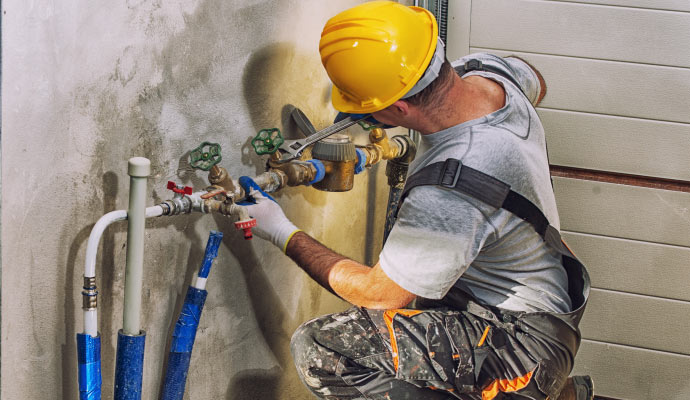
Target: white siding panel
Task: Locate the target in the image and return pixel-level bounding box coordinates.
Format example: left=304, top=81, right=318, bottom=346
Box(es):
left=470, top=0, right=690, bottom=67
left=553, top=177, right=690, bottom=247
left=580, top=289, right=690, bottom=354
left=540, top=109, right=690, bottom=180
left=446, top=0, right=471, bottom=62
left=550, top=0, right=690, bottom=12
left=573, top=340, right=690, bottom=400
left=470, top=48, right=690, bottom=124
left=563, top=232, right=690, bottom=301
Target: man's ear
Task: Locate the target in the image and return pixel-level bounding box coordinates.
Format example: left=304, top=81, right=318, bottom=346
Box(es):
left=391, top=100, right=411, bottom=116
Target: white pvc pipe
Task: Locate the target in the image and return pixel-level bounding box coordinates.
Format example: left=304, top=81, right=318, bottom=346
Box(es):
left=82, top=206, right=163, bottom=337
left=85, top=210, right=128, bottom=279
left=122, top=158, right=150, bottom=336
left=84, top=310, right=99, bottom=338
left=84, top=206, right=164, bottom=279
left=193, top=277, right=208, bottom=290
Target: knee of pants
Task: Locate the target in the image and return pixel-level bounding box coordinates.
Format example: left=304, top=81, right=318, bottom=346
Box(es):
left=290, top=318, right=320, bottom=368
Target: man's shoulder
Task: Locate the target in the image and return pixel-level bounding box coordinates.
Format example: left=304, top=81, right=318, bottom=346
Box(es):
left=453, top=53, right=543, bottom=105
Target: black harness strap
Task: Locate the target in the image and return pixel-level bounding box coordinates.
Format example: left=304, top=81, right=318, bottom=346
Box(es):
left=455, top=59, right=524, bottom=96
left=398, top=158, right=587, bottom=311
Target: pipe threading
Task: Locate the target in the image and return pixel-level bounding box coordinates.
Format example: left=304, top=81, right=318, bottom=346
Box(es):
left=82, top=276, right=98, bottom=310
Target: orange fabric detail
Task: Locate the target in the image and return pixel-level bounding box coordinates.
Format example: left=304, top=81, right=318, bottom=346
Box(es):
left=382, top=309, right=423, bottom=371
left=561, top=239, right=576, bottom=256
left=482, top=371, right=534, bottom=400
left=477, top=326, right=491, bottom=347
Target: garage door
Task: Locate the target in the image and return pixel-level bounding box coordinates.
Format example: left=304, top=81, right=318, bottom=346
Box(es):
left=445, top=1, right=690, bottom=398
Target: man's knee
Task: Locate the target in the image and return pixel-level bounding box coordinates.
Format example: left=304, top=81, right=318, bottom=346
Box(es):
left=290, top=316, right=359, bottom=397
left=290, top=317, right=320, bottom=369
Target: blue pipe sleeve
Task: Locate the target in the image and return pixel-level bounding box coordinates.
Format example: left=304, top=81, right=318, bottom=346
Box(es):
left=197, top=231, right=223, bottom=279
left=77, top=333, right=102, bottom=400
left=160, top=286, right=208, bottom=400
left=307, top=159, right=325, bottom=185
left=114, top=330, right=146, bottom=400
left=354, top=148, right=367, bottom=175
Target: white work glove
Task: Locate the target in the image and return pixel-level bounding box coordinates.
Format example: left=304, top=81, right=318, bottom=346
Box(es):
left=238, top=176, right=301, bottom=252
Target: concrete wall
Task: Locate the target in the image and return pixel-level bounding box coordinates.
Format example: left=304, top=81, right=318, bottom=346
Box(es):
left=1, top=0, right=396, bottom=398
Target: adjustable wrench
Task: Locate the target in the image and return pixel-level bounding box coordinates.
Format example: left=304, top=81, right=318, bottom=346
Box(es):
left=275, top=110, right=369, bottom=163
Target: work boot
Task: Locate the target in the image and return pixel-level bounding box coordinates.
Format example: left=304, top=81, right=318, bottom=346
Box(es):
left=556, top=375, right=594, bottom=400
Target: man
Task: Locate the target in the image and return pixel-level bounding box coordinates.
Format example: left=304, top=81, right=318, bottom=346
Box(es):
left=239, top=2, right=592, bottom=399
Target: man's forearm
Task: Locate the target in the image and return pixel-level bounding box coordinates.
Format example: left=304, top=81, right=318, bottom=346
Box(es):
left=285, top=231, right=347, bottom=295
left=284, top=231, right=416, bottom=309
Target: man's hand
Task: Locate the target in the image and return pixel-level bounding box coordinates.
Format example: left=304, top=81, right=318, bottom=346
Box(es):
left=238, top=176, right=301, bottom=252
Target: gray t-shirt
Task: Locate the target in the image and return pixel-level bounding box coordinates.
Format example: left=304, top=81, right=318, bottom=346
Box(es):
left=379, top=53, right=572, bottom=314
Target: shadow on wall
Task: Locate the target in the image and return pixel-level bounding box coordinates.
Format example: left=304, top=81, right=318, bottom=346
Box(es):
left=240, top=41, right=332, bottom=209
left=62, top=0, right=347, bottom=397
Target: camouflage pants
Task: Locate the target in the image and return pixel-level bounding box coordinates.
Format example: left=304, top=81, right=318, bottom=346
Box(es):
left=290, top=306, right=572, bottom=400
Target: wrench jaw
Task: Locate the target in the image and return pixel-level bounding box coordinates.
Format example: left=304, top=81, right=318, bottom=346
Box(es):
left=277, top=139, right=307, bottom=161
left=269, top=110, right=372, bottom=163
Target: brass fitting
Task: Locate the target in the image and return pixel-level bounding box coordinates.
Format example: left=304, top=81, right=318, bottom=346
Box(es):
left=254, top=169, right=287, bottom=193
left=314, top=159, right=355, bottom=192
left=360, top=128, right=415, bottom=167
left=208, top=165, right=236, bottom=194
left=82, top=276, right=98, bottom=310
left=268, top=159, right=317, bottom=187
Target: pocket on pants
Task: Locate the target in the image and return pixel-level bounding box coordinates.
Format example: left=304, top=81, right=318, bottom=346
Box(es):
left=381, top=311, right=453, bottom=390
left=425, top=321, right=458, bottom=383
left=443, top=315, right=481, bottom=393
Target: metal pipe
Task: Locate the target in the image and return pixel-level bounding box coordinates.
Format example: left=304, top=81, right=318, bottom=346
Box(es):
left=382, top=137, right=417, bottom=244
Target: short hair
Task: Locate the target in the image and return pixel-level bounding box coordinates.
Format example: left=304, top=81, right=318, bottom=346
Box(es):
left=402, top=59, right=454, bottom=111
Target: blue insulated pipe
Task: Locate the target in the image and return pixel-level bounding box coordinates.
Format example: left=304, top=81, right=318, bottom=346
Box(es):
left=160, top=231, right=223, bottom=400
left=196, top=231, right=224, bottom=281
left=77, top=333, right=102, bottom=400
left=114, top=330, right=146, bottom=400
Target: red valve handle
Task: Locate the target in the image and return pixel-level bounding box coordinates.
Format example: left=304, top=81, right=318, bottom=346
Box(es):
left=234, top=218, right=257, bottom=240
left=167, top=181, right=193, bottom=195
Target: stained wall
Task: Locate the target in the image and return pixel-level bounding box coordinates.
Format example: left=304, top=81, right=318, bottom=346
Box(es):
left=1, top=1, right=397, bottom=398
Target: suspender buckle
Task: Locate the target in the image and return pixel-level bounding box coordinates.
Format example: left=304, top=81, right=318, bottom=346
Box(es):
left=440, top=159, right=462, bottom=188
left=463, top=59, right=483, bottom=73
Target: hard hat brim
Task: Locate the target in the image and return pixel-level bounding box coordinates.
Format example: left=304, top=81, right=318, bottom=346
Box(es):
left=328, top=6, right=438, bottom=114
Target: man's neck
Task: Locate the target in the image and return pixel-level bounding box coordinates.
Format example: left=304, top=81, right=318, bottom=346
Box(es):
left=414, top=74, right=506, bottom=135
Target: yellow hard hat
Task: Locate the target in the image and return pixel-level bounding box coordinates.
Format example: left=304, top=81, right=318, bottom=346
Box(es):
left=320, top=1, right=440, bottom=114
